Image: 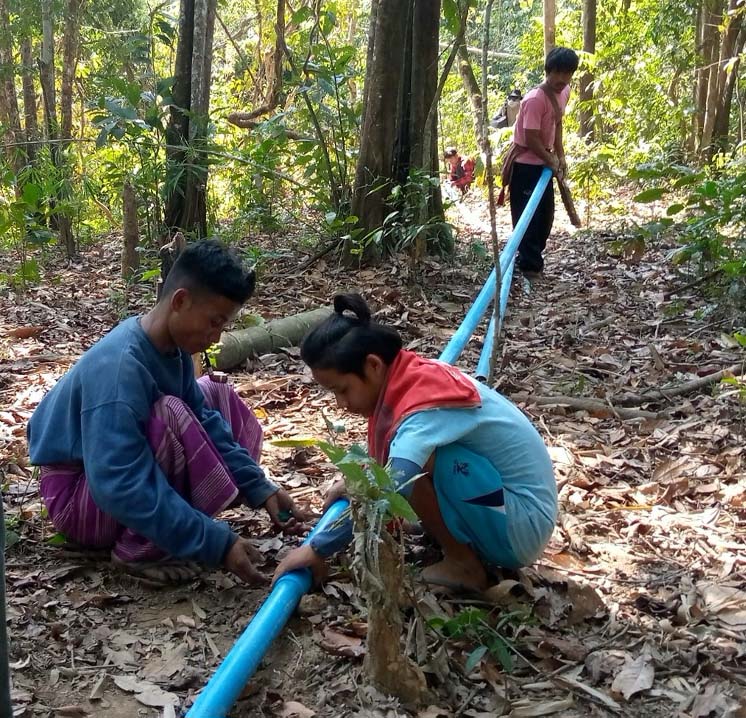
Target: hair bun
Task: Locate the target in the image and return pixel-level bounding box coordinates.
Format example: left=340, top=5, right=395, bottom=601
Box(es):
left=333, top=293, right=371, bottom=324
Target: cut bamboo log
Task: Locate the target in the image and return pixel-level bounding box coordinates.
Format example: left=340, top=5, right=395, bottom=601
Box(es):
left=214, top=307, right=333, bottom=370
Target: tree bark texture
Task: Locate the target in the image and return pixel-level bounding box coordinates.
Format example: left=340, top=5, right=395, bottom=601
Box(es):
left=39, top=0, right=58, bottom=142
left=0, top=0, right=23, bottom=172
left=214, top=307, right=333, bottom=369
left=20, top=37, right=38, bottom=164
left=121, top=181, right=140, bottom=279
left=358, top=522, right=427, bottom=704
left=351, top=0, right=448, bottom=260
left=164, top=0, right=217, bottom=238
left=578, top=0, right=597, bottom=138
left=457, top=44, right=484, bottom=142
left=543, top=0, right=556, bottom=57
left=60, top=0, right=83, bottom=145
left=698, top=0, right=745, bottom=156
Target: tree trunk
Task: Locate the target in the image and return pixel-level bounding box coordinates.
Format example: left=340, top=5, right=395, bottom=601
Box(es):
left=578, top=0, right=596, bottom=138
left=694, top=0, right=721, bottom=150
left=20, top=37, right=38, bottom=164
left=214, top=307, right=334, bottom=369
left=543, top=0, right=556, bottom=57
left=709, top=4, right=745, bottom=153
left=361, top=529, right=427, bottom=704
left=39, top=0, right=58, bottom=143
left=60, top=0, right=83, bottom=146
left=0, top=0, right=23, bottom=173
left=164, top=0, right=217, bottom=238
left=122, top=181, right=140, bottom=279
left=351, top=0, right=449, bottom=261
left=457, top=44, right=484, bottom=142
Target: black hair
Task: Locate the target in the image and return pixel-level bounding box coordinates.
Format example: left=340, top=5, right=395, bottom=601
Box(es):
left=300, top=293, right=402, bottom=376
left=161, top=239, right=256, bottom=305
left=544, top=47, right=579, bottom=74
left=444, top=147, right=458, bottom=157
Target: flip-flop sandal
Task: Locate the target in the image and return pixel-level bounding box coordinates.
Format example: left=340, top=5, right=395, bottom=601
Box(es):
left=111, top=555, right=202, bottom=586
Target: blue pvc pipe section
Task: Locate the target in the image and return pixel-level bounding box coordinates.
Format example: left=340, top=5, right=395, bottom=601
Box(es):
left=439, top=167, right=553, bottom=367
left=186, top=499, right=350, bottom=718
left=475, top=257, right=516, bottom=380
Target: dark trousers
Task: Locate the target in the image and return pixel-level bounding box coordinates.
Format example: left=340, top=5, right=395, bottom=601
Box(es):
left=509, top=162, right=555, bottom=273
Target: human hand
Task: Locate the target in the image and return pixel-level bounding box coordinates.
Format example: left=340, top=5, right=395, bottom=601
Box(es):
left=557, top=155, right=567, bottom=180
left=271, top=544, right=327, bottom=586
left=548, top=155, right=560, bottom=176
left=322, top=478, right=348, bottom=512
left=223, top=536, right=267, bottom=585
left=264, top=488, right=311, bottom=535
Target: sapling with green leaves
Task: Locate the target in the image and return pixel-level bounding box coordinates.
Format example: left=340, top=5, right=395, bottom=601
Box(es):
left=273, top=437, right=428, bottom=703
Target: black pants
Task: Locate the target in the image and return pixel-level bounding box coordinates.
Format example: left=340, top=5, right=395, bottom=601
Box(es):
left=509, top=162, right=555, bottom=273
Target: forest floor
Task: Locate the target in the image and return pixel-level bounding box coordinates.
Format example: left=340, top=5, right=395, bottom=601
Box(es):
left=1, top=192, right=746, bottom=718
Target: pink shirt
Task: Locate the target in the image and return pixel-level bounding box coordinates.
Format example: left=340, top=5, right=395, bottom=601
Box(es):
left=513, top=84, right=571, bottom=165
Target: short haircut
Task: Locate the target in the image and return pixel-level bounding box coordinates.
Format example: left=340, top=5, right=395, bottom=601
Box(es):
left=161, top=239, right=256, bottom=305
left=545, top=47, right=579, bottom=74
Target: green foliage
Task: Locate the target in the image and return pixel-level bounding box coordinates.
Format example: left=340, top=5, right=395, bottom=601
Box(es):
left=629, top=151, right=746, bottom=276
left=428, top=606, right=527, bottom=672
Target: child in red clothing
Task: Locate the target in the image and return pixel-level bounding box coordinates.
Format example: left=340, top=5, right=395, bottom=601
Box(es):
left=444, top=147, right=475, bottom=195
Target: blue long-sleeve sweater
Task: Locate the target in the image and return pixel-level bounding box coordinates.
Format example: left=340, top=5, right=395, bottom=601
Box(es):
left=27, top=317, right=277, bottom=566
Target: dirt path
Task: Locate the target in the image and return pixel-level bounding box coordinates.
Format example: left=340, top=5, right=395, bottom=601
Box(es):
left=1, top=208, right=744, bottom=717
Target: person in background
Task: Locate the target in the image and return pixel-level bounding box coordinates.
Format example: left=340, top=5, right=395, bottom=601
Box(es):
left=491, top=88, right=523, bottom=129
left=499, top=48, right=579, bottom=279
left=444, top=147, right=476, bottom=196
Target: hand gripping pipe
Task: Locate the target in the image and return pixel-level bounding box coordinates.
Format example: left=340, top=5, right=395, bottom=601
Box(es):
left=186, top=498, right=350, bottom=718
left=439, top=167, right=553, bottom=368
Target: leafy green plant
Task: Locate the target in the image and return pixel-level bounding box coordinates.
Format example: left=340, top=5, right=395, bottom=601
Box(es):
left=428, top=605, right=526, bottom=672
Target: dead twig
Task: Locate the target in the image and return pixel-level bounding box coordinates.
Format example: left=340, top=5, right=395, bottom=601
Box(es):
left=513, top=393, right=661, bottom=420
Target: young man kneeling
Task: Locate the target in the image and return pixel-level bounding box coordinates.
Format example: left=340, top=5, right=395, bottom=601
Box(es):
left=28, top=240, right=304, bottom=584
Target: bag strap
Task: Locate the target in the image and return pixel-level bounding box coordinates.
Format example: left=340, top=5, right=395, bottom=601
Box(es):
left=539, top=82, right=563, bottom=127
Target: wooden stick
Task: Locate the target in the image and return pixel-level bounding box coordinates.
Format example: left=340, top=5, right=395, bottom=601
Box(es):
left=616, top=363, right=742, bottom=406
left=512, top=393, right=661, bottom=420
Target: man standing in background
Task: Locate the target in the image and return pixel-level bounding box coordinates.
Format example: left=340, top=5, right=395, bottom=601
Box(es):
left=500, top=47, right=579, bottom=279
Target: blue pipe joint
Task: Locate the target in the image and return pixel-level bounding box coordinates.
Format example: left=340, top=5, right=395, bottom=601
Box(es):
left=186, top=499, right=350, bottom=718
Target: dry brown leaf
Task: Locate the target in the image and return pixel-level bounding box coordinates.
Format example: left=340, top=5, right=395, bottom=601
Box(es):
left=318, top=627, right=365, bottom=658
left=279, top=701, right=316, bottom=718
left=610, top=651, right=655, bottom=700
left=53, top=707, right=88, bottom=717
left=417, top=706, right=450, bottom=718
left=7, top=325, right=44, bottom=339
left=509, top=695, right=574, bottom=716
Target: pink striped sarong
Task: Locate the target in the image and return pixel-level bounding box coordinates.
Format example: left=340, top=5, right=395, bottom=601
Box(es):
left=39, top=376, right=263, bottom=562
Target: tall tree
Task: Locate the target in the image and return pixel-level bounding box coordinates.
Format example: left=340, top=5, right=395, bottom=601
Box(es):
left=351, top=0, right=452, bottom=260
left=163, top=0, right=218, bottom=239
left=578, top=0, right=596, bottom=138
left=19, top=37, right=38, bottom=164
left=0, top=0, right=24, bottom=173
left=543, top=0, right=556, bottom=57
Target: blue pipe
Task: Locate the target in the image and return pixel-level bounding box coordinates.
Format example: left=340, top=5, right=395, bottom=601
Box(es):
left=475, top=257, right=516, bottom=380
left=186, top=499, right=350, bottom=718
left=440, top=167, right=553, bottom=367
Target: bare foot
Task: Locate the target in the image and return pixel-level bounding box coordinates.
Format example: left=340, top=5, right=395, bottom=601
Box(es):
left=421, top=557, right=487, bottom=592
left=111, top=555, right=202, bottom=585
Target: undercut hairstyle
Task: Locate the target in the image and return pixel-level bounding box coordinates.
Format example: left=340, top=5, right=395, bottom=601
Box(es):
left=301, top=293, right=402, bottom=377
left=545, top=47, right=579, bottom=74
left=160, top=239, right=256, bottom=305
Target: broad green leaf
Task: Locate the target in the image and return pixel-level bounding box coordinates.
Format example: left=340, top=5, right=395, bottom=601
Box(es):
left=633, top=187, right=666, bottom=203
left=46, top=532, right=68, bottom=546
left=385, top=492, right=417, bottom=522
left=464, top=645, right=489, bottom=674
left=269, top=437, right=320, bottom=448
